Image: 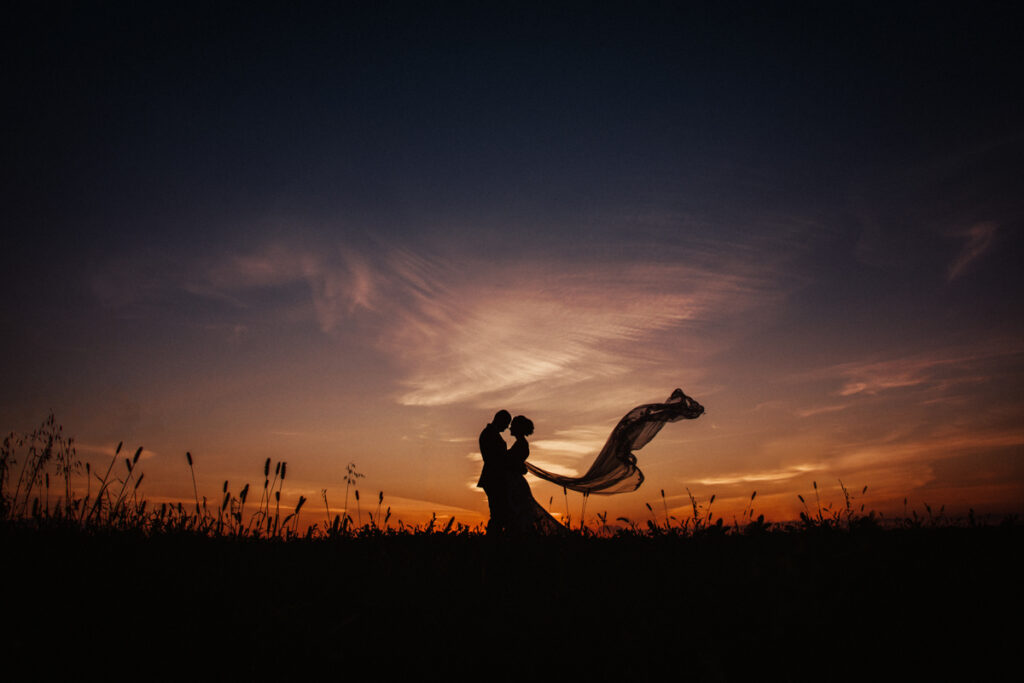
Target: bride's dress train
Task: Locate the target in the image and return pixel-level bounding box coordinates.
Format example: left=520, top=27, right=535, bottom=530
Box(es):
left=525, top=388, right=704, bottom=495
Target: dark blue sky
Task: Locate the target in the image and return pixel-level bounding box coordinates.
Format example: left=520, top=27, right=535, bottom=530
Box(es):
left=8, top=2, right=1021, bottom=246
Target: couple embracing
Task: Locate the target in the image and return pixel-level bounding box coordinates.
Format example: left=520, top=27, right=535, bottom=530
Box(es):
left=475, top=390, right=704, bottom=534
left=476, top=410, right=562, bottom=535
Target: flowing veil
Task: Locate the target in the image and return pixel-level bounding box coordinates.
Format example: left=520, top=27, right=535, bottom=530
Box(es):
left=525, top=389, right=704, bottom=494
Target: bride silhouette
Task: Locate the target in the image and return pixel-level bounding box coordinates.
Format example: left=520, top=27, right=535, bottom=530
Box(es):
left=504, top=415, right=564, bottom=535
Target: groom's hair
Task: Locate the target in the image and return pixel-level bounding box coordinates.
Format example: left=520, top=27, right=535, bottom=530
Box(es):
left=493, top=410, right=511, bottom=424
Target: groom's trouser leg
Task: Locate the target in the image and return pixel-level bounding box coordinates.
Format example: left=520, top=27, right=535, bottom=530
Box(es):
left=484, top=484, right=508, bottom=535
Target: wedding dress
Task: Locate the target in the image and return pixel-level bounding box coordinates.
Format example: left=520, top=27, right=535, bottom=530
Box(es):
left=506, top=436, right=565, bottom=534
left=525, top=388, right=704, bottom=494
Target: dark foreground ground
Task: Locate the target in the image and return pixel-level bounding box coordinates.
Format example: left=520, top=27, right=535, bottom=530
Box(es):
left=3, top=523, right=1021, bottom=680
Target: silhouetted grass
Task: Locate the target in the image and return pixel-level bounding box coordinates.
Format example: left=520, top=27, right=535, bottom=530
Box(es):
left=2, top=415, right=1020, bottom=679
left=4, top=413, right=1013, bottom=540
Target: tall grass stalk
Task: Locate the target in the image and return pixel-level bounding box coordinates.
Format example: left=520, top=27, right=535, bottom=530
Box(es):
left=342, top=463, right=363, bottom=532
left=186, top=452, right=199, bottom=514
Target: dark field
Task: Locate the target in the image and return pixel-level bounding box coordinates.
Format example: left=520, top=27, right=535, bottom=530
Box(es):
left=2, top=424, right=1019, bottom=679
left=3, top=521, right=1019, bottom=680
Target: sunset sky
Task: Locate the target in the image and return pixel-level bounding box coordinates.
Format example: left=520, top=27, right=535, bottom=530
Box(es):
left=4, top=3, right=1023, bottom=525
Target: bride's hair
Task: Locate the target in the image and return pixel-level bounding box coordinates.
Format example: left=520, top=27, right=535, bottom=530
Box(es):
left=510, top=415, right=534, bottom=437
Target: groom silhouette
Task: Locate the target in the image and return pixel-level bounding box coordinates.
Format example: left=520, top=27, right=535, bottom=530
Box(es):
left=477, top=409, right=512, bottom=535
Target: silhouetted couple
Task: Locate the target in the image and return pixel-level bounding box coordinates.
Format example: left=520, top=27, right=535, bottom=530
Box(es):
left=477, top=410, right=562, bottom=535
left=476, top=390, right=705, bottom=534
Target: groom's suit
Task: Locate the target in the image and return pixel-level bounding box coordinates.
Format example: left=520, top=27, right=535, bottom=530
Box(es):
left=477, top=421, right=510, bottom=534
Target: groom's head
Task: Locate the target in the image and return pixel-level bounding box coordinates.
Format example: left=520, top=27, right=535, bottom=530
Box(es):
left=492, top=410, right=511, bottom=431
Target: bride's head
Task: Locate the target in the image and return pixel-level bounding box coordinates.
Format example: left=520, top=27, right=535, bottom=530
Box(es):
left=509, top=415, right=534, bottom=438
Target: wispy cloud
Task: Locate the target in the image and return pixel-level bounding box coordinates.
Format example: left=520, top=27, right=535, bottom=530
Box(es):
left=822, top=342, right=1024, bottom=398
left=201, top=244, right=378, bottom=332
left=91, top=241, right=379, bottom=334
left=525, top=460, right=579, bottom=478
left=795, top=404, right=849, bottom=418
left=73, top=442, right=158, bottom=461
left=531, top=439, right=600, bottom=456
left=89, top=220, right=805, bottom=415
left=835, top=429, right=1024, bottom=470
left=90, top=232, right=800, bottom=418
left=948, top=221, right=997, bottom=282
left=379, top=247, right=790, bottom=407
left=697, top=463, right=824, bottom=486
